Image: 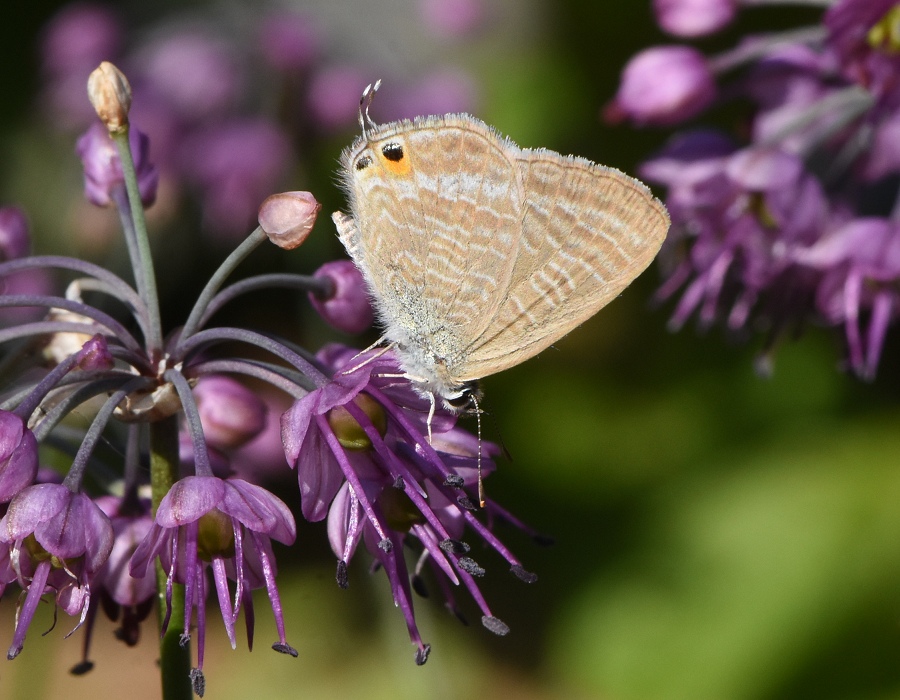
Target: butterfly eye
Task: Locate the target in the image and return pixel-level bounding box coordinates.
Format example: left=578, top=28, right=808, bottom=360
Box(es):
left=381, top=142, right=404, bottom=162
left=355, top=155, right=373, bottom=171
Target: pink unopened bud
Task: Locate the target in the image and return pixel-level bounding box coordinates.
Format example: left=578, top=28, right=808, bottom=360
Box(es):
left=87, top=61, right=132, bottom=132
left=309, top=260, right=374, bottom=334
left=258, top=191, right=321, bottom=250
left=606, top=45, right=715, bottom=127
left=77, top=334, right=114, bottom=371
left=0, top=207, right=30, bottom=261
left=193, top=375, right=267, bottom=450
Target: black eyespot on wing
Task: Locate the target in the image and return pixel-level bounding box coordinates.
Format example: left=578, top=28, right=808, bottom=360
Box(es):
left=355, top=155, right=372, bottom=171
left=382, top=142, right=404, bottom=162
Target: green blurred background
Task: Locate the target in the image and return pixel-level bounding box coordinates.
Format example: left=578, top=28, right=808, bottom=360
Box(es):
left=3, top=1, right=900, bottom=699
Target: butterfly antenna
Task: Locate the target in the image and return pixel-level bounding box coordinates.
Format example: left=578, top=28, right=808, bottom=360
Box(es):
left=470, top=393, right=485, bottom=508
left=359, top=79, right=381, bottom=141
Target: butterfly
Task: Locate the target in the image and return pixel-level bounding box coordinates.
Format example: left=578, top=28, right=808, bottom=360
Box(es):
left=333, top=82, right=670, bottom=412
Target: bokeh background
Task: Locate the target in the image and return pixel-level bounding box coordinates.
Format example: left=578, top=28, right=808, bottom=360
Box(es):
left=2, top=1, right=900, bottom=699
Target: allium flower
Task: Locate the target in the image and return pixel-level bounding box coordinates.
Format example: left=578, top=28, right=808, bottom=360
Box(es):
left=258, top=11, right=319, bottom=72
left=653, top=0, right=737, bottom=37
left=282, top=345, right=537, bottom=663
left=306, top=65, right=368, bottom=131
left=94, top=496, right=156, bottom=647
left=420, top=0, right=485, bottom=38
left=615, top=0, right=900, bottom=378
left=0, top=411, right=39, bottom=503
left=825, top=0, right=900, bottom=99
left=308, top=260, right=374, bottom=334
left=179, top=120, right=290, bottom=237
left=76, top=122, right=159, bottom=207
left=794, top=218, right=900, bottom=379
left=606, top=46, right=716, bottom=126
left=130, top=476, right=298, bottom=675
left=0, top=484, right=113, bottom=659
left=138, top=31, right=242, bottom=123
left=0, top=207, right=30, bottom=261
left=194, top=375, right=268, bottom=451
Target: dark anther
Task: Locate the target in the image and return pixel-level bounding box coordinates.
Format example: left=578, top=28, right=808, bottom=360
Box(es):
left=70, top=660, right=95, bottom=675
left=443, top=474, right=465, bottom=488
left=415, top=643, right=431, bottom=666
left=336, top=560, right=349, bottom=589
left=458, top=556, right=485, bottom=577
left=481, top=615, right=510, bottom=636
left=378, top=537, right=393, bottom=553
left=179, top=633, right=191, bottom=647
left=457, top=495, right=477, bottom=511
left=439, top=538, right=470, bottom=555
left=272, top=642, right=299, bottom=657
left=393, top=475, right=405, bottom=490
left=382, top=142, right=404, bottom=161
left=510, top=564, right=538, bottom=583
left=190, top=668, right=206, bottom=697
left=355, top=155, right=372, bottom=170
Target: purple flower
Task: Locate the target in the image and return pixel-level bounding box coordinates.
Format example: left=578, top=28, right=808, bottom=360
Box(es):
left=420, top=0, right=485, bottom=38
left=308, top=260, right=374, bottom=335
left=0, top=484, right=113, bottom=659
left=137, top=31, right=242, bottom=123
left=653, top=0, right=736, bottom=37
left=306, top=65, right=368, bottom=131
left=0, top=207, right=30, bottom=261
left=194, top=375, right=268, bottom=451
left=646, top=141, right=827, bottom=331
left=179, top=119, right=290, bottom=238
left=94, top=496, right=156, bottom=646
left=257, top=11, right=320, bottom=72
left=282, top=345, right=535, bottom=663
left=795, top=218, right=900, bottom=379
left=76, top=122, right=159, bottom=208
left=606, top=46, right=716, bottom=126
left=39, top=3, right=123, bottom=128
left=825, top=0, right=900, bottom=100
left=0, top=411, right=38, bottom=504
left=385, top=70, right=479, bottom=122
left=130, top=476, right=298, bottom=673
left=614, top=1, right=900, bottom=378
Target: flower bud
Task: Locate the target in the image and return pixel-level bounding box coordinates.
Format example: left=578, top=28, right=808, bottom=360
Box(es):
left=605, top=46, right=715, bottom=127
left=309, top=260, right=374, bottom=334
left=0, top=207, right=30, bottom=261
left=87, top=61, right=132, bottom=132
left=258, top=191, right=320, bottom=250
left=76, top=123, right=159, bottom=208
left=193, top=375, right=267, bottom=450
left=653, top=0, right=736, bottom=38
left=76, top=334, right=114, bottom=371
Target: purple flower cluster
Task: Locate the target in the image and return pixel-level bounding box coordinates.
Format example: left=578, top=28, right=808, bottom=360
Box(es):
left=0, top=41, right=537, bottom=691
left=610, top=0, right=900, bottom=379
left=283, top=345, right=538, bottom=663
left=40, top=1, right=484, bottom=243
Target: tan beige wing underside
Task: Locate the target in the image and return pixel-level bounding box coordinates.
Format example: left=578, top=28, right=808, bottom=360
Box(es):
left=457, top=150, right=670, bottom=380
left=349, top=118, right=524, bottom=359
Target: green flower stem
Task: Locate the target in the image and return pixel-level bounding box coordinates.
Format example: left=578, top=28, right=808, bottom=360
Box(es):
left=180, top=226, right=268, bottom=340
left=112, top=127, right=164, bottom=355
left=150, top=416, right=192, bottom=700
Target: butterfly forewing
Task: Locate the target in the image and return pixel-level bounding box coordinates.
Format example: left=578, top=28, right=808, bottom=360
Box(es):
left=457, top=151, right=670, bottom=380
left=344, top=116, right=523, bottom=371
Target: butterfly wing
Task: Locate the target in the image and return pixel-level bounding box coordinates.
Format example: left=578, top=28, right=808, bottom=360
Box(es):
left=338, top=116, right=524, bottom=381
left=455, top=149, right=670, bottom=381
